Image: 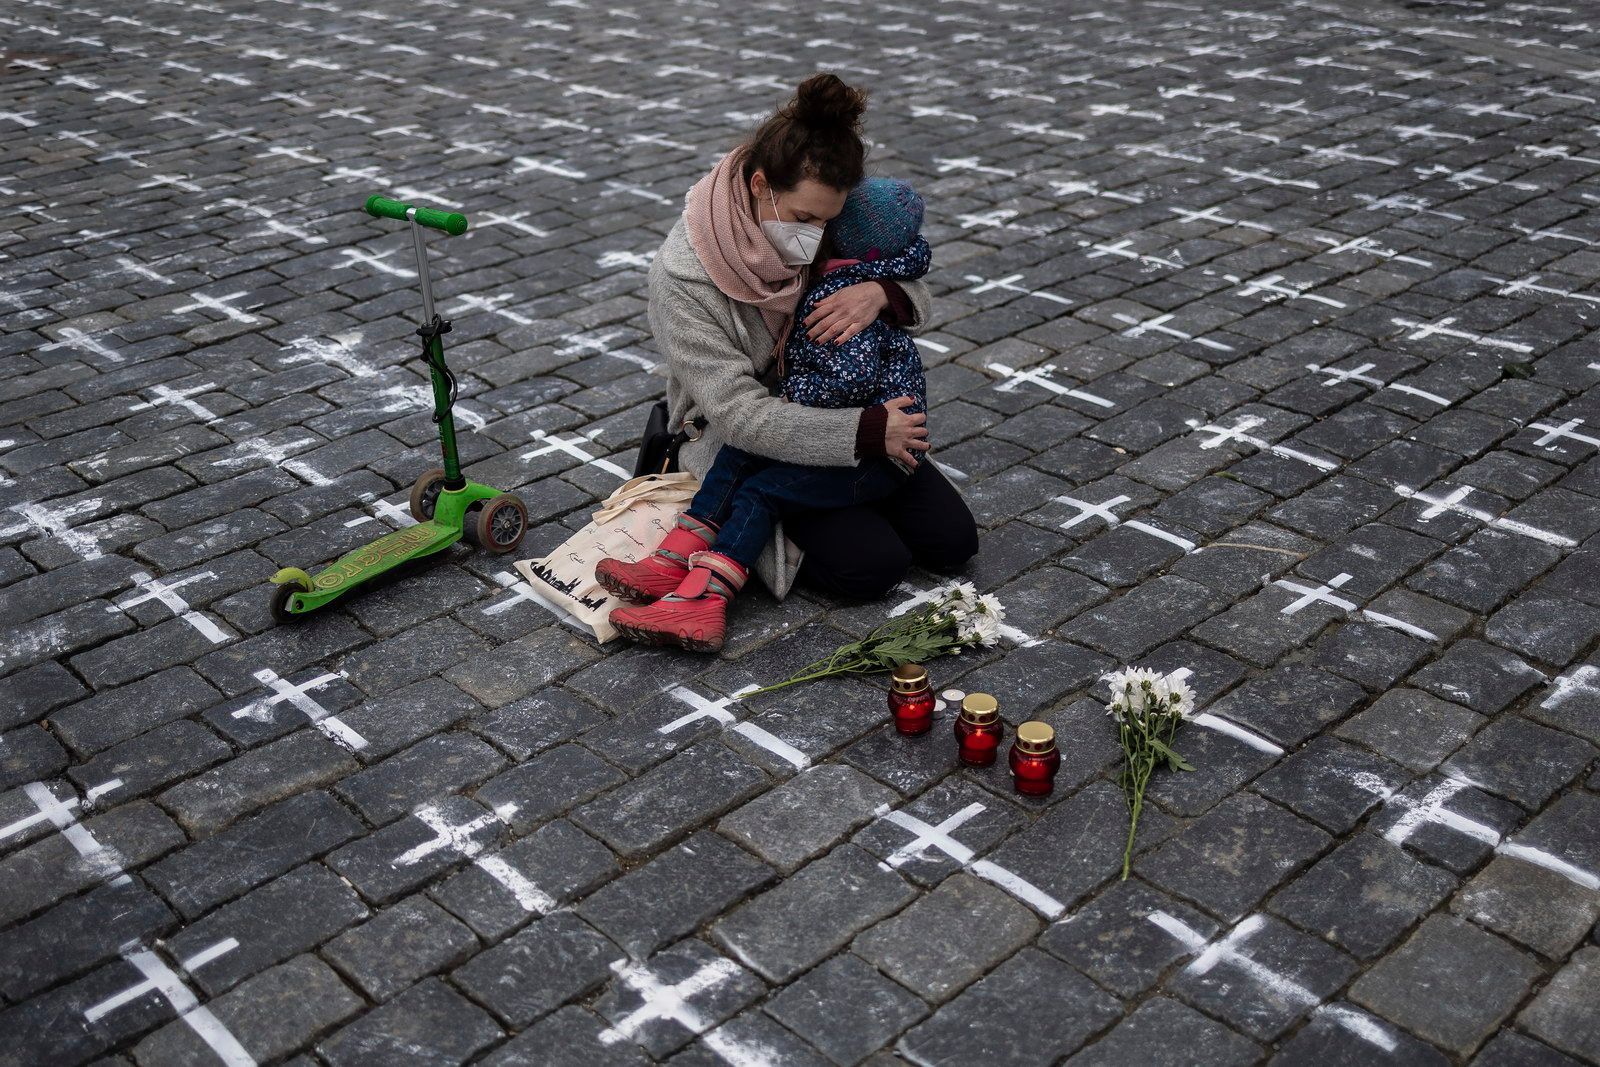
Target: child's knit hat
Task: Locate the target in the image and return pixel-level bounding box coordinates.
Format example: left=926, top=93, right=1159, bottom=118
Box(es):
left=829, top=177, right=924, bottom=261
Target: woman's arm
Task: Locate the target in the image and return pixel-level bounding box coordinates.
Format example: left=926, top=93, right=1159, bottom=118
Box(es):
left=651, top=274, right=868, bottom=469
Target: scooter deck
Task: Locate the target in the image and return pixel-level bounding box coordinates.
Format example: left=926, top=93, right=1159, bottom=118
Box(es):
left=292, top=519, right=462, bottom=611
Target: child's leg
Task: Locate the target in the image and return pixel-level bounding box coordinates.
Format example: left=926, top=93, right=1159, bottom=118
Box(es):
left=684, top=445, right=772, bottom=527
left=710, top=460, right=886, bottom=567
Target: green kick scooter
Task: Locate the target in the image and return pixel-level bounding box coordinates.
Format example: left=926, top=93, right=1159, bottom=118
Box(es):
left=268, top=195, right=529, bottom=623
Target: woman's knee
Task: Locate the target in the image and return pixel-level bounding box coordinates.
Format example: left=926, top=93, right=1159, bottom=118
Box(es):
left=799, top=536, right=913, bottom=601
left=913, top=515, right=980, bottom=574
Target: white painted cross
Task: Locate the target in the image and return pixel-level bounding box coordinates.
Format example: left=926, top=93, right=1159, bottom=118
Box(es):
left=1222, top=167, right=1319, bottom=190
left=510, top=156, right=588, bottom=179
left=1391, top=317, right=1533, bottom=354
left=1272, top=572, right=1439, bottom=641
left=1, top=498, right=106, bottom=560
left=337, top=247, right=413, bottom=279
left=173, top=292, right=263, bottom=325
left=1413, top=164, right=1540, bottom=191
left=478, top=210, right=550, bottom=238
left=1079, top=239, right=1184, bottom=271
left=38, top=327, right=125, bottom=364
left=1513, top=225, right=1600, bottom=247
left=84, top=941, right=254, bottom=1067
left=932, top=156, right=1018, bottom=178
left=1305, top=362, right=1450, bottom=407
left=447, top=293, right=536, bottom=328
left=392, top=802, right=556, bottom=913
left=1146, top=912, right=1399, bottom=1052
left=1487, top=274, right=1600, bottom=307
left=234, top=668, right=367, bottom=751
left=1541, top=666, right=1600, bottom=713
left=282, top=334, right=377, bottom=378
left=661, top=684, right=807, bottom=769
left=483, top=571, right=547, bottom=616
left=597, top=955, right=760, bottom=1065
left=1050, top=180, right=1143, bottom=204
left=1394, top=484, right=1575, bottom=547
left=1226, top=274, right=1345, bottom=309
left=1383, top=779, right=1599, bottom=892
left=1309, top=235, right=1432, bottom=267
left=522, top=428, right=630, bottom=479
left=1391, top=123, right=1474, bottom=144
left=1528, top=418, right=1600, bottom=451
left=986, top=363, right=1115, bottom=408
left=108, top=570, right=230, bottom=644
left=873, top=802, right=1066, bottom=918
left=1, top=780, right=129, bottom=886
left=126, top=382, right=220, bottom=419
left=963, top=274, right=1074, bottom=308
left=1186, top=417, right=1340, bottom=472
left=1053, top=493, right=1131, bottom=530
left=1112, top=312, right=1233, bottom=352
left=1151, top=666, right=1283, bottom=756
left=1352, top=193, right=1465, bottom=221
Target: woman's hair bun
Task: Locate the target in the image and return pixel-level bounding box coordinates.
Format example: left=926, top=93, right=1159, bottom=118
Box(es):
left=789, top=72, right=867, bottom=132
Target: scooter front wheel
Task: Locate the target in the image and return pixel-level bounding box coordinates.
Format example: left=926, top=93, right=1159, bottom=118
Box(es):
left=476, top=494, right=528, bottom=554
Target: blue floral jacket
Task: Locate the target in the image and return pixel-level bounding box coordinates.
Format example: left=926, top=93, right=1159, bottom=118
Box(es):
left=782, top=236, right=933, bottom=415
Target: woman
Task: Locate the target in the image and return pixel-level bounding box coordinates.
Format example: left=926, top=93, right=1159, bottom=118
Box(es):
left=645, top=72, right=979, bottom=606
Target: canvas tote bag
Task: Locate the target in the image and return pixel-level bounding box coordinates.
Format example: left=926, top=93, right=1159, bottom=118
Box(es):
left=513, top=472, right=699, bottom=643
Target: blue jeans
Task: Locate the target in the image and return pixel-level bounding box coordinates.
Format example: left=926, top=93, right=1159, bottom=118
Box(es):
left=687, top=445, right=910, bottom=568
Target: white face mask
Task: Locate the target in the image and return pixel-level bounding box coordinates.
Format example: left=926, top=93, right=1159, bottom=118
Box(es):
left=760, top=185, right=824, bottom=266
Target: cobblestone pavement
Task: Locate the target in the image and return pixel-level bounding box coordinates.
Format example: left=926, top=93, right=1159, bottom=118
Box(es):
left=4, top=0, right=1600, bottom=1062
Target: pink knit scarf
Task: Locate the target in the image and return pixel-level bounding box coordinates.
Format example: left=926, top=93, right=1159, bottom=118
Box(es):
left=683, top=146, right=806, bottom=366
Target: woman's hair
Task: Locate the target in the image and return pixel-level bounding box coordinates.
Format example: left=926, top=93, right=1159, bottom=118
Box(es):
left=740, top=73, right=868, bottom=193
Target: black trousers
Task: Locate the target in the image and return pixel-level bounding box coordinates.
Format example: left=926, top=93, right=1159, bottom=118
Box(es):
left=785, top=456, right=980, bottom=601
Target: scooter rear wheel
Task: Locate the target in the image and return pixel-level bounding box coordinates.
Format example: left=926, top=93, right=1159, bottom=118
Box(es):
left=409, top=468, right=448, bottom=521
left=476, top=494, right=528, bottom=554
left=270, top=579, right=311, bottom=624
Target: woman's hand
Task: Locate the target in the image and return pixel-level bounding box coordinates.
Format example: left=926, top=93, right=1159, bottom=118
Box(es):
left=804, top=282, right=888, bottom=345
left=884, top=395, right=930, bottom=468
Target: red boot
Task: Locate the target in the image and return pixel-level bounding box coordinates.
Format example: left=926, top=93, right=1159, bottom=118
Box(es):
left=610, top=551, right=747, bottom=652
left=595, top=513, right=718, bottom=604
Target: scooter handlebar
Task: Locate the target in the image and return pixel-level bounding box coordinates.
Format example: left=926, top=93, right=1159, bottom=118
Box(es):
left=364, top=195, right=468, bottom=236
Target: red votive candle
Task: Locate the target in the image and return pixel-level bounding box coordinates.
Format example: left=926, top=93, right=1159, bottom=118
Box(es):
left=955, top=693, right=1003, bottom=766
left=1009, top=721, right=1061, bottom=797
left=889, top=663, right=936, bottom=735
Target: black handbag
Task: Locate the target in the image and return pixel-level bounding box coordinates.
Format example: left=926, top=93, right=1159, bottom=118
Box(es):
left=633, top=399, right=707, bottom=477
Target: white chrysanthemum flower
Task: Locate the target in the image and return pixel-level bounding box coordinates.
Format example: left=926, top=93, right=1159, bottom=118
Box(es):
left=976, top=592, right=1006, bottom=623
left=940, top=580, right=978, bottom=608
left=969, top=611, right=1002, bottom=647
left=1164, top=672, right=1196, bottom=718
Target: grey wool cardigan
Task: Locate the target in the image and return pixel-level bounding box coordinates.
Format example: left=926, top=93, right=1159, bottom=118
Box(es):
left=649, top=214, right=933, bottom=601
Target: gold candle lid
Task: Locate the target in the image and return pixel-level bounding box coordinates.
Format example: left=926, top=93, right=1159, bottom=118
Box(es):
left=1016, top=721, right=1055, bottom=754
left=960, top=692, right=999, bottom=725
left=891, top=662, right=929, bottom=694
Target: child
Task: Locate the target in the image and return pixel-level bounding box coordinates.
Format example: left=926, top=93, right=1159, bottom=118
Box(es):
left=597, top=177, right=932, bottom=651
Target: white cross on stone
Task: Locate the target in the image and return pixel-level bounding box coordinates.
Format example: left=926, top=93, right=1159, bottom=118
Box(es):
left=932, top=156, right=1018, bottom=177
left=985, top=363, right=1115, bottom=409
left=337, top=247, right=413, bottom=279
left=963, top=274, right=1073, bottom=308
left=597, top=956, right=752, bottom=1059
left=1352, top=193, right=1465, bottom=221
left=1166, top=206, right=1274, bottom=232
left=554, top=328, right=631, bottom=358
left=1529, top=418, right=1600, bottom=451
left=1391, top=123, right=1474, bottom=143
left=1272, top=573, right=1439, bottom=640
left=39, top=327, right=125, bottom=363
left=234, top=669, right=367, bottom=751
left=447, top=293, right=535, bottom=327
left=1301, top=143, right=1398, bottom=166
left=1392, top=316, right=1533, bottom=353
left=1050, top=180, right=1143, bottom=204
left=1227, top=273, right=1345, bottom=309
left=1309, top=235, right=1431, bottom=267
left=391, top=802, right=555, bottom=913
left=1222, top=167, right=1319, bottom=190
left=1, top=498, right=106, bottom=559
left=1053, top=493, right=1130, bottom=530
left=482, top=571, right=548, bottom=616
left=1514, top=225, right=1599, bottom=247
left=1186, top=417, right=1340, bottom=472
left=1542, top=666, right=1600, bottom=712
left=1146, top=912, right=1399, bottom=1052
left=1305, top=363, right=1450, bottom=407
left=661, top=684, right=807, bottom=769
left=109, top=570, right=230, bottom=644
left=1079, top=239, right=1184, bottom=271
left=1413, top=164, right=1539, bottom=191
left=1394, top=484, right=1575, bottom=547
left=597, top=250, right=655, bottom=270
left=1112, top=313, right=1233, bottom=351
left=127, top=383, right=221, bottom=422
left=875, top=803, right=1065, bottom=918
left=522, top=429, right=630, bottom=479
left=1124, top=520, right=1199, bottom=554
left=173, top=292, right=263, bottom=324
left=952, top=209, right=1052, bottom=236
left=84, top=941, right=254, bottom=1066
left=478, top=210, right=550, bottom=238
left=282, top=333, right=377, bottom=378
left=510, top=156, right=587, bottom=179
left=1488, top=274, right=1600, bottom=307
left=1, top=780, right=129, bottom=884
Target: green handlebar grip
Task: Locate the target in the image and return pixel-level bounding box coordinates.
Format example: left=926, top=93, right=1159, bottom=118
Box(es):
left=364, top=195, right=468, bottom=236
